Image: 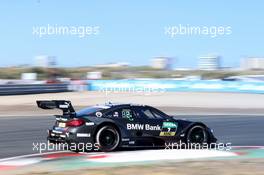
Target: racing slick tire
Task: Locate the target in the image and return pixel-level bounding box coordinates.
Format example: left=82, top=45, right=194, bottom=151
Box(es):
left=186, top=125, right=208, bottom=148
left=96, top=125, right=120, bottom=152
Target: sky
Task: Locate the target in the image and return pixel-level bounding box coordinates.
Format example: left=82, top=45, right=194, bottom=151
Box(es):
left=0, top=0, right=263, bottom=68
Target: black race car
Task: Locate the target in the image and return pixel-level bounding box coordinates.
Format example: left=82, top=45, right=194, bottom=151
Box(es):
left=37, top=100, right=217, bottom=152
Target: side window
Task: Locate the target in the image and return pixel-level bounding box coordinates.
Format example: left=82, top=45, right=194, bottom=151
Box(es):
left=150, top=108, right=166, bottom=119
left=137, top=107, right=156, bottom=119
left=136, top=107, right=167, bottom=119
left=142, top=109, right=156, bottom=119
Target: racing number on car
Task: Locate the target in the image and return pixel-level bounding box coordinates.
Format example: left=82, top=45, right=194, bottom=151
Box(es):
left=160, top=122, right=178, bottom=136
left=122, top=109, right=134, bottom=121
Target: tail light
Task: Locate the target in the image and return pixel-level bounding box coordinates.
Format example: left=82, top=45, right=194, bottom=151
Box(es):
left=66, top=119, right=85, bottom=127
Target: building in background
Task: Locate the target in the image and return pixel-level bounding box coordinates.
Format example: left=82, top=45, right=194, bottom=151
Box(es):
left=198, top=55, right=221, bottom=70
left=34, top=55, right=57, bottom=68
left=241, top=57, right=264, bottom=70
left=87, top=71, right=102, bottom=79
left=21, top=73, right=37, bottom=81
left=151, top=57, right=173, bottom=70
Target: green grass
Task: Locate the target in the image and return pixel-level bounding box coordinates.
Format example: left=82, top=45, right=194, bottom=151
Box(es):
left=1, top=66, right=264, bottom=80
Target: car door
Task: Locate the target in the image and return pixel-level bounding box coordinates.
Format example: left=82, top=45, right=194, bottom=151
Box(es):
left=134, top=106, right=179, bottom=139
left=104, top=106, right=141, bottom=139
left=133, top=106, right=163, bottom=136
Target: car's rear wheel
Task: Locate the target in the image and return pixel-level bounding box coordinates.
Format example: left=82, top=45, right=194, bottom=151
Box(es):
left=96, top=125, right=120, bottom=152
left=186, top=125, right=208, bottom=147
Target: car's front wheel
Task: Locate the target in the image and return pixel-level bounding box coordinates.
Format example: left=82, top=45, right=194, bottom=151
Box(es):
left=186, top=125, right=208, bottom=147
left=95, top=125, right=120, bottom=152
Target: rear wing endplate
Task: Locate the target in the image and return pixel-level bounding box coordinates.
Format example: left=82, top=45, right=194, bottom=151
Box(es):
left=36, top=100, right=75, bottom=116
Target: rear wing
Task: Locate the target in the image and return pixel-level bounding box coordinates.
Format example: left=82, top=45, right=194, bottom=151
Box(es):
left=36, top=100, right=75, bottom=116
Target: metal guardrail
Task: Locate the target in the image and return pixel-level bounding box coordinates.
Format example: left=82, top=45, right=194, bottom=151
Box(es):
left=0, top=84, right=71, bottom=95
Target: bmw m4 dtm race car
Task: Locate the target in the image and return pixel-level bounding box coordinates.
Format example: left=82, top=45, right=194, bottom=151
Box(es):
left=37, top=100, right=217, bottom=152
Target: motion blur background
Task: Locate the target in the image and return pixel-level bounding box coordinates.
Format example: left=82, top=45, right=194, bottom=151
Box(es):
left=0, top=1, right=264, bottom=92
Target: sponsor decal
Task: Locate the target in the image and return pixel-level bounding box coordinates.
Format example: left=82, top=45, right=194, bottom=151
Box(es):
left=122, top=109, right=134, bottom=121
left=76, top=133, right=91, bottom=137
left=55, top=117, right=68, bottom=121
left=58, top=122, right=66, bottom=128
left=160, top=131, right=176, bottom=136
left=159, top=122, right=178, bottom=136
left=162, top=122, right=177, bottom=128
left=127, top=123, right=161, bottom=131
left=52, top=130, right=62, bottom=134
left=95, top=112, right=102, bottom=117
left=129, top=141, right=135, bottom=144
left=85, top=122, right=95, bottom=126
left=122, top=138, right=130, bottom=141
left=145, top=124, right=161, bottom=131
left=113, top=111, right=119, bottom=117
left=53, top=127, right=65, bottom=132
left=59, top=103, right=69, bottom=109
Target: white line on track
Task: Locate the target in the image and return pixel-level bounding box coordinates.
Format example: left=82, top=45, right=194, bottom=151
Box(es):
left=87, top=149, right=237, bottom=163
left=0, top=151, right=69, bottom=162
left=1, top=146, right=263, bottom=163
left=232, top=146, right=264, bottom=149
left=0, top=151, right=101, bottom=162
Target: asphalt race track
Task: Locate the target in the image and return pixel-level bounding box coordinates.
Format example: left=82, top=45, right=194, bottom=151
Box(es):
left=0, top=113, right=264, bottom=159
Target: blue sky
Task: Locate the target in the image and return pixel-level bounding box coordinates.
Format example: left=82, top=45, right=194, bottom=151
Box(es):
left=0, top=0, right=263, bottom=68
